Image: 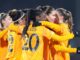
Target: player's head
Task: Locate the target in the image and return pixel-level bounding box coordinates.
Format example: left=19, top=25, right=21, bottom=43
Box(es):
left=36, top=5, right=56, bottom=22
left=0, top=12, right=12, bottom=28
left=8, top=9, right=25, bottom=25
left=56, top=8, right=73, bottom=32
left=22, top=9, right=42, bottom=37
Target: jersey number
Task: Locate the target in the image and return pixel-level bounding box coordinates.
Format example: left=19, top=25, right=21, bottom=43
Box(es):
left=22, top=33, right=39, bottom=52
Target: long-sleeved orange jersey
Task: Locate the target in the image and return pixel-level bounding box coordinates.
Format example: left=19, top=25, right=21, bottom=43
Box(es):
left=0, top=23, right=23, bottom=60
left=0, top=21, right=75, bottom=60
left=0, top=28, right=9, bottom=60
left=41, top=21, right=75, bottom=60
left=6, top=30, right=22, bottom=60
left=20, top=21, right=75, bottom=60
left=21, top=25, right=53, bottom=60
left=5, top=23, right=24, bottom=60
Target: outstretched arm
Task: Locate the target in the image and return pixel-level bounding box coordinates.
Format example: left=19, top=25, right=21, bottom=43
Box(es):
left=51, top=32, right=74, bottom=42
left=53, top=45, right=77, bottom=53
left=43, top=27, right=74, bottom=42
left=41, top=21, right=61, bottom=32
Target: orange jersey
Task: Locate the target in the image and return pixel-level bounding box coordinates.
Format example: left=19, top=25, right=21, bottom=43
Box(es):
left=6, top=31, right=22, bottom=60
left=0, top=23, right=24, bottom=60
left=21, top=25, right=52, bottom=60
left=0, top=28, right=8, bottom=60
left=20, top=21, right=74, bottom=60
left=5, top=23, right=24, bottom=60
left=41, top=21, right=74, bottom=60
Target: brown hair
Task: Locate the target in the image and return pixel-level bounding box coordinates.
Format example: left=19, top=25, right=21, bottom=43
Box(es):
left=56, top=8, right=73, bottom=32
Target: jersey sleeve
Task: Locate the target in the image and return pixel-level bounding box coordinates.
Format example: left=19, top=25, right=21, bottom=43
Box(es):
left=53, top=45, right=77, bottom=53
left=0, top=28, right=8, bottom=39
left=41, top=21, right=61, bottom=32
left=43, top=27, right=74, bottom=42
left=8, top=23, right=22, bottom=34
left=51, top=32, right=74, bottom=42
left=41, top=21, right=71, bottom=35
left=43, top=27, right=52, bottom=40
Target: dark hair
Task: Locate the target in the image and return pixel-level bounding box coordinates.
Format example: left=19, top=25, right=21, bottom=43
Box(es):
left=22, top=9, right=30, bottom=14
left=8, top=9, right=25, bottom=22
left=36, top=5, right=55, bottom=15
left=0, top=13, right=7, bottom=27
left=22, top=9, right=42, bottom=37
left=56, top=8, right=73, bottom=32
left=36, top=5, right=55, bottom=21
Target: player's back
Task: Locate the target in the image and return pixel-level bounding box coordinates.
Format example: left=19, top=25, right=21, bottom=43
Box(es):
left=21, top=25, right=51, bottom=60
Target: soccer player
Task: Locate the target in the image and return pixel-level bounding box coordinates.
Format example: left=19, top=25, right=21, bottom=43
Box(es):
left=5, top=9, right=26, bottom=60
left=39, top=6, right=77, bottom=60
left=0, top=12, right=13, bottom=60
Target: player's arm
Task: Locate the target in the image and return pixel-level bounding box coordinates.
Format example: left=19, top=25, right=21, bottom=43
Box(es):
left=43, top=27, right=74, bottom=42
left=51, top=32, right=74, bottom=42
left=53, top=45, right=77, bottom=53
left=41, top=21, right=61, bottom=32
left=0, top=28, right=8, bottom=39
left=8, top=23, right=22, bottom=34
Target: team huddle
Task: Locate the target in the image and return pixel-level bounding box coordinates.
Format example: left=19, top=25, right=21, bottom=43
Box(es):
left=0, top=5, right=80, bottom=60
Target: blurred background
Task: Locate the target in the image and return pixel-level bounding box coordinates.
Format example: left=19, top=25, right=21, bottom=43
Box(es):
left=0, top=0, right=80, bottom=60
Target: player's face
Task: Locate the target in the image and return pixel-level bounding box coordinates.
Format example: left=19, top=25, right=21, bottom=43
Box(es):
left=56, top=11, right=64, bottom=23
left=2, top=15, right=12, bottom=28
left=46, top=10, right=59, bottom=23
left=19, top=18, right=26, bottom=25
